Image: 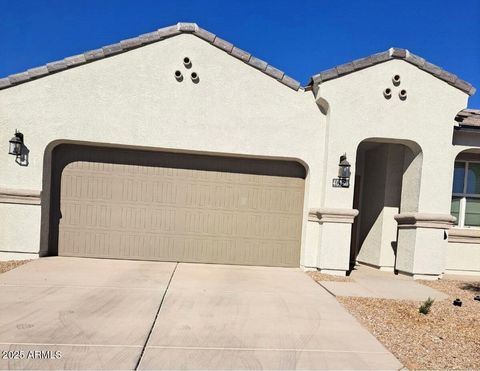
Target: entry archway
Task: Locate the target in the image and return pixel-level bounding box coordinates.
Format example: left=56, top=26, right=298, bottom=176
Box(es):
left=350, top=138, right=422, bottom=271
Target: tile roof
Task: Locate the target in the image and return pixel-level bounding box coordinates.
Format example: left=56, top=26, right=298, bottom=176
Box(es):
left=309, top=47, right=476, bottom=96
left=0, top=22, right=301, bottom=91
left=455, top=109, right=480, bottom=127
left=0, top=24, right=475, bottom=97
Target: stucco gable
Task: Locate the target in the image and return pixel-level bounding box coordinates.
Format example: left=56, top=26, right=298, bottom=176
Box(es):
left=309, top=47, right=476, bottom=96
left=0, top=22, right=301, bottom=92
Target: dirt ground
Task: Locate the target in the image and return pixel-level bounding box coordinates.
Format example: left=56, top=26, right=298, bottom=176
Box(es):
left=0, top=260, right=31, bottom=274
left=338, top=279, right=480, bottom=370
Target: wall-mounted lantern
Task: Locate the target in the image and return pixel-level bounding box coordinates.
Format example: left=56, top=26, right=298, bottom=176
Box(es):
left=9, top=130, right=23, bottom=156
left=8, top=130, right=28, bottom=166
left=332, top=153, right=351, bottom=188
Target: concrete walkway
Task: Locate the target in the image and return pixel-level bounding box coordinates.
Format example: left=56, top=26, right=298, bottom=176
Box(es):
left=319, top=264, right=448, bottom=301
left=0, top=257, right=402, bottom=370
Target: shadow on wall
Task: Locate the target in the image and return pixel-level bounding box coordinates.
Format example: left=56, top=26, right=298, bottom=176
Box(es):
left=15, top=144, right=30, bottom=167
left=390, top=241, right=397, bottom=256
left=350, top=138, right=422, bottom=269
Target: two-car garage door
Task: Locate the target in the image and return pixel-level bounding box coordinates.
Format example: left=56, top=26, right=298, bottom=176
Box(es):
left=51, top=145, right=306, bottom=267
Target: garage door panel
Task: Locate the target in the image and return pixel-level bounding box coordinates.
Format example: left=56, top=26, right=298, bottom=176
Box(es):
left=56, top=149, right=305, bottom=267
left=60, top=206, right=301, bottom=241
left=60, top=228, right=298, bottom=266
left=61, top=163, right=304, bottom=211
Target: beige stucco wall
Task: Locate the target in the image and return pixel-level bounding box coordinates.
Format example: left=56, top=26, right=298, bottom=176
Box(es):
left=0, top=32, right=476, bottom=274
left=357, top=143, right=403, bottom=269
left=396, top=227, right=447, bottom=277
left=0, top=203, right=41, bottom=259
left=315, top=59, right=467, bottom=213
left=446, top=242, right=480, bottom=274
left=357, top=145, right=388, bottom=266
left=0, top=34, right=324, bottom=265
left=312, top=58, right=469, bottom=276
left=317, top=222, right=352, bottom=271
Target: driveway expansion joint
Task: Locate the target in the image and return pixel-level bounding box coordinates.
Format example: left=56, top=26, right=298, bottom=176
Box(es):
left=314, top=281, right=338, bottom=297
left=134, top=262, right=178, bottom=370
left=145, top=345, right=393, bottom=354
left=0, top=342, right=143, bottom=348
left=0, top=283, right=167, bottom=291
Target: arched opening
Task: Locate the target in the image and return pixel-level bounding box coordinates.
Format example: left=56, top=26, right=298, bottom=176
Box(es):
left=40, top=140, right=308, bottom=267
left=350, top=138, right=422, bottom=271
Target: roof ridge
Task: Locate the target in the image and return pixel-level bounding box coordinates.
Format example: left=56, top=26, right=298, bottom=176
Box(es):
left=310, top=47, right=476, bottom=96
left=0, top=22, right=302, bottom=91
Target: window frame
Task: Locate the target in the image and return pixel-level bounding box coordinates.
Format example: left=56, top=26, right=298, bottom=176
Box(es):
left=452, top=160, right=480, bottom=228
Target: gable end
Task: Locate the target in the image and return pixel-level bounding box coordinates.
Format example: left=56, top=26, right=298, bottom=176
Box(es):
left=310, top=47, right=476, bottom=96
left=0, top=22, right=301, bottom=92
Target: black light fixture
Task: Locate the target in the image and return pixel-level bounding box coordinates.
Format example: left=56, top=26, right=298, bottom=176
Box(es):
left=8, top=130, right=24, bottom=156
left=8, top=129, right=28, bottom=166
left=332, top=153, right=351, bottom=188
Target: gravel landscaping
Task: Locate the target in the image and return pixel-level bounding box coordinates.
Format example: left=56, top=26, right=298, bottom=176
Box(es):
left=307, top=270, right=353, bottom=282
left=0, top=260, right=30, bottom=274
left=338, top=279, right=480, bottom=370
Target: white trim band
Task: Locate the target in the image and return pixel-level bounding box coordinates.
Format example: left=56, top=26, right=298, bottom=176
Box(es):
left=309, top=208, right=359, bottom=224
left=448, top=227, right=480, bottom=243
left=0, top=187, right=41, bottom=205
left=394, top=212, right=455, bottom=229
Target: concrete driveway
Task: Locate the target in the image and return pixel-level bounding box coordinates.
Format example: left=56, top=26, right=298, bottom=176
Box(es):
left=0, top=257, right=402, bottom=370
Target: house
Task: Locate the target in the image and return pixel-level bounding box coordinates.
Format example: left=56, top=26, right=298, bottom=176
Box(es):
left=1, top=22, right=479, bottom=279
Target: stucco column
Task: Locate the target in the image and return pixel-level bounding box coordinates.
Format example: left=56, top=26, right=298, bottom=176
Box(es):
left=394, top=213, right=455, bottom=279
left=310, top=208, right=358, bottom=276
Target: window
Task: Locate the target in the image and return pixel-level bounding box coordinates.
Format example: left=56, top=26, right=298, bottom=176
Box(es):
left=451, top=161, right=480, bottom=227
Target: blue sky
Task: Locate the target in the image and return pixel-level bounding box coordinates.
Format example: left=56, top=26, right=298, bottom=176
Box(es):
left=1, top=0, right=479, bottom=107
